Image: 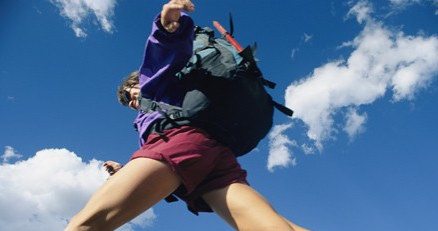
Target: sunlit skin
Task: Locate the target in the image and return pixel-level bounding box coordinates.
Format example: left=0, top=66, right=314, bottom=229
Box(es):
left=65, top=1, right=310, bottom=230
left=126, top=84, right=140, bottom=110
left=103, top=161, right=310, bottom=231
left=103, top=161, right=122, bottom=176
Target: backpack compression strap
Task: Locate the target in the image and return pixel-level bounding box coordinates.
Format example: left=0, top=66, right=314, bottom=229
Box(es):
left=272, top=100, right=294, bottom=116
left=139, top=97, right=191, bottom=136
left=139, top=97, right=184, bottom=120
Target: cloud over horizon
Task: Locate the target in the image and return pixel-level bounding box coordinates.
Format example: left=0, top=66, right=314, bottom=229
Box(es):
left=50, top=0, right=117, bottom=37
left=268, top=0, right=438, bottom=170
left=0, top=147, right=156, bottom=231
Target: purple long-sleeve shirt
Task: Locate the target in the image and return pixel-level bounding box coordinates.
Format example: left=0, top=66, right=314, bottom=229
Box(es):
left=134, top=13, right=194, bottom=146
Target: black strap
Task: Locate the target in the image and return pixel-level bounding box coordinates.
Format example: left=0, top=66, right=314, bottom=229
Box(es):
left=262, top=78, right=276, bottom=89
left=140, top=97, right=192, bottom=139
left=164, top=194, right=179, bottom=203
left=229, top=13, right=234, bottom=36
left=272, top=100, right=294, bottom=117
left=139, top=97, right=183, bottom=114
left=188, top=206, right=199, bottom=216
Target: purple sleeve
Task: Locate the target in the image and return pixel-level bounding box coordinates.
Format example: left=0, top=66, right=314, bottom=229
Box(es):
left=133, top=13, right=194, bottom=147
left=138, top=13, right=194, bottom=100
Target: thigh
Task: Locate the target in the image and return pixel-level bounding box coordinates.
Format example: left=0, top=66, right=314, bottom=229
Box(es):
left=202, top=183, right=293, bottom=231
left=67, top=158, right=181, bottom=231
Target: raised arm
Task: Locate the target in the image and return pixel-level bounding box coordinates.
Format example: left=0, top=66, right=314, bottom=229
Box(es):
left=161, top=0, right=195, bottom=33
left=138, top=0, right=195, bottom=98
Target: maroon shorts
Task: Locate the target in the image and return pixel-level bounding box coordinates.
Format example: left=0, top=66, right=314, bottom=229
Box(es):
left=130, top=126, right=247, bottom=214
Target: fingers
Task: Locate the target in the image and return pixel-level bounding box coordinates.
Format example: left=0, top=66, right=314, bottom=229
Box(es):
left=182, top=0, right=195, bottom=12
left=164, top=0, right=195, bottom=12
left=104, top=161, right=122, bottom=175
left=167, top=0, right=195, bottom=12
left=161, top=0, right=195, bottom=32
left=104, top=160, right=120, bottom=167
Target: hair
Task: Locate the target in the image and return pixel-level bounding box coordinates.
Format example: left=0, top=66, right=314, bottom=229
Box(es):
left=117, top=71, right=139, bottom=106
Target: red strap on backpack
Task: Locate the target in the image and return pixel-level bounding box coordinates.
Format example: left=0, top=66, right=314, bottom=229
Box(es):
left=213, top=21, right=243, bottom=52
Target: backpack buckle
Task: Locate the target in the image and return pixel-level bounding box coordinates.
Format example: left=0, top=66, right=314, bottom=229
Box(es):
left=149, top=101, right=158, bottom=112
left=169, top=111, right=183, bottom=120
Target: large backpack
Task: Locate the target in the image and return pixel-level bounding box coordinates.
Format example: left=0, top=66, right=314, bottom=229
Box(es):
left=139, top=25, right=293, bottom=156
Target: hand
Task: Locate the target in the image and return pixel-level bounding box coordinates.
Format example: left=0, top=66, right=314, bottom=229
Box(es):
left=104, top=161, right=123, bottom=175
left=161, top=0, right=195, bottom=33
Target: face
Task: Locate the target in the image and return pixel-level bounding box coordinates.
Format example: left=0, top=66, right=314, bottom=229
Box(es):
left=123, top=84, right=140, bottom=110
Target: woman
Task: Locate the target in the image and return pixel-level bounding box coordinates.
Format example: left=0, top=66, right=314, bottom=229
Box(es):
left=65, top=1, right=310, bottom=230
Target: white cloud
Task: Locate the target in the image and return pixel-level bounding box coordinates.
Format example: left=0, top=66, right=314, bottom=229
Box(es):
left=1, top=146, right=22, bottom=163
left=344, top=108, right=367, bottom=139
left=390, top=0, right=422, bottom=5
left=390, top=0, right=431, bottom=6
left=390, top=0, right=438, bottom=13
left=301, top=143, right=315, bottom=155
left=284, top=0, right=438, bottom=150
left=0, top=148, right=156, bottom=231
left=291, top=48, right=299, bottom=59
left=290, top=33, right=312, bottom=60
left=347, top=0, right=373, bottom=24
left=50, top=0, right=117, bottom=37
left=267, top=123, right=297, bottom=171
left=303, top=33, right=313, bottom=43
left=115, top=211, right=157, bottom=231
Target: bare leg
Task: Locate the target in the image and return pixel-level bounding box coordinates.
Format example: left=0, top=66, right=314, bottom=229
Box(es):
left=64, top=158, right=180, bottom=231
left=203, top=183, right=309, bottom=231
left=282, top=216, right=311, bottom=231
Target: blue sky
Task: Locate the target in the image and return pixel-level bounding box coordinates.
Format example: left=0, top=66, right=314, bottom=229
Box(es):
left=1, top=0, right=438, bottom=230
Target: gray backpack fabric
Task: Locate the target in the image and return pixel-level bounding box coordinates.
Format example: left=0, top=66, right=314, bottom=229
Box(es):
left=140, top=26, right=293, bottom=156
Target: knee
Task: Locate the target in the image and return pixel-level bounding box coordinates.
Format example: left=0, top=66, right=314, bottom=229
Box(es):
left=64, top=216, right=92, bottom=231
left=64, top=217, right=88, bottom=231
left=64, top=214, right=110, bottom=231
